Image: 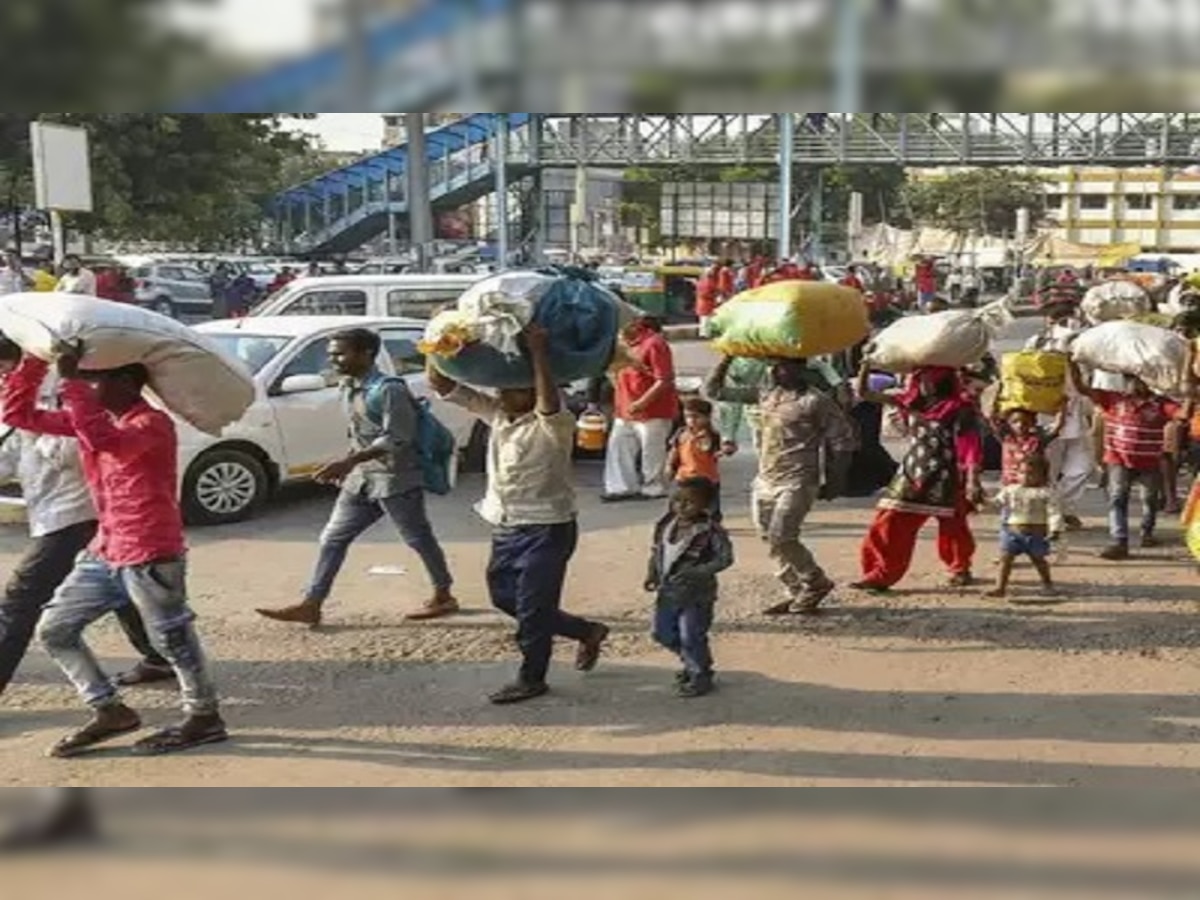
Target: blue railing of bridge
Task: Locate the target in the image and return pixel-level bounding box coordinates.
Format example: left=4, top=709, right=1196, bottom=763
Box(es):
left=271, top=112, right=530, bottom=253
left=176, top=0, right=513, bottom=113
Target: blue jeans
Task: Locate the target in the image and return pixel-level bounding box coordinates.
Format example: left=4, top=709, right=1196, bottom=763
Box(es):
left=1107, top=464, right=1162, bottom=544
left=306, top=487, right=452, bottom=604
left=653, top=602, right=714, bottom=677
left=36, top=554, right=219, bottom=715
left=488, top=521, right=590, bottom=685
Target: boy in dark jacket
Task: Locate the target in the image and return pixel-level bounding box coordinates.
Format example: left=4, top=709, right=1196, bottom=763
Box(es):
left=644, top=477, right=734, bottom=698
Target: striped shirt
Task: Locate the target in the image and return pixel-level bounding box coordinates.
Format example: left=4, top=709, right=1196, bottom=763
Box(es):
left=1093, top=391, right=1180, bottom=471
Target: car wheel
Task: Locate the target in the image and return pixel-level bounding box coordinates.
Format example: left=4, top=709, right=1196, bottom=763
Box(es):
left=183, top=448, right=269, bottom=526
left=153, top=297, right=176, bottom=318
left=461, top=421, right=489, bottom=473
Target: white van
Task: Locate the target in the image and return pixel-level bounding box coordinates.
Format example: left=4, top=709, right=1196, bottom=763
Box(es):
left=250, top=273, right=484, bottom=320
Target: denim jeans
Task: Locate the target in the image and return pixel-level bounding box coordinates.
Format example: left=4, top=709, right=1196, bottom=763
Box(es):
left=488, top=520, right=591, bottom=685
left=35, top=554, right=219, bottom=716
left=306, top=487, right=453, bottom=604
left=1107, top=464, right=1162, bottom=544
left=652, top=602, right=715, bottom=677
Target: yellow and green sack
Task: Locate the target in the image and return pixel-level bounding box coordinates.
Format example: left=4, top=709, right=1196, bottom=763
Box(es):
left=1184, top=475, right=1200, bottom=562
left=999, top=350, right=1068, bottom=415
left=709, top=281, right=869, bottom=360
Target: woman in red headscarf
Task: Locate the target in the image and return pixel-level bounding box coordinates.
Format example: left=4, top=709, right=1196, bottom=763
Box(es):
left=851, top=363, right=984, bottom=592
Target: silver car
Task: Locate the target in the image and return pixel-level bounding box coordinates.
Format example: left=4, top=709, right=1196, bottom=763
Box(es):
left=132, top=264, right=215, bottom=318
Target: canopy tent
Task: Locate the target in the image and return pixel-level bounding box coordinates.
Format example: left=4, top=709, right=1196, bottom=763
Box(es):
left=1026, top=236, right=1142, bottom=269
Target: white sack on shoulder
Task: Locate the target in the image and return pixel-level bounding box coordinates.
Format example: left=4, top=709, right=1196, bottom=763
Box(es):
left=866, top=300, right=1012, bottom=373
left=0, top=293, right=254, bottom=436
left=1070, top=319, right=1190, bottom=396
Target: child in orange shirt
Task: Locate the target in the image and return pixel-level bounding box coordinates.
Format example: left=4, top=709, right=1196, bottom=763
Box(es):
left=668, top=398, right=724, bottom=519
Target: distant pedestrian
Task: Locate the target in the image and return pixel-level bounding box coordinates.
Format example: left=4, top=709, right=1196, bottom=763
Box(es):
left=55, top=255, right=96, bottom=295
left=0, top=250, right=32, bottom=295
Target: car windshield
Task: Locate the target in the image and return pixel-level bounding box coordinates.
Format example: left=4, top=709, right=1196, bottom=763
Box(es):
left=204, top=333, right=291, bottom=374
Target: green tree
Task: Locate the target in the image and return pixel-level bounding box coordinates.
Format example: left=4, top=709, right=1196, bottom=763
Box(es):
left=901, top=167, right=1048, bottom=236
left=0, top=114, right=317, bottom=250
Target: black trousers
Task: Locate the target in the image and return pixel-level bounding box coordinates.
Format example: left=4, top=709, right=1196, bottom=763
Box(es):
left=0, top=520, right=167, bottom=694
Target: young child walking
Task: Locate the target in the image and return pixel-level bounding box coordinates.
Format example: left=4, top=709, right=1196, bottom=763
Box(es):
left=989, top=392, right=1065, bottom=491
left=987, top=457, right=1064, bottom=600
left=644, top=477, right=733, bottom=698
left=1068, top=361, right=1193, bottom=559
left=667, top=398, right=724, bottom=518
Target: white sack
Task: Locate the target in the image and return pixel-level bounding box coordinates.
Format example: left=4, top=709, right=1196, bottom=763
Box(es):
left=0, top=293, right=254, bottom=436
left=866, top=300, right=1012, bottom=373
left=424, top=271, right=555, bottom=358
left=1070, top=319, right=1190, bottom=396
left=1080, top=280, right=1151, bottom=325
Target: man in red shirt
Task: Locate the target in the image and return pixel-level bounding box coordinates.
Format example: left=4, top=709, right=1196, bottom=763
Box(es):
left=839, top=265, right=865, bottom=293
left=603, top=317, right=680, bottom=501
left=914, top=257, right=938, bottom=310
left=1069, top=360, right=1192, bottom=559
left=745, top=256, right=767, bottom=290
left=2, top=348, right=225, bottom=758
left=695, top=264, right=720, bottom=337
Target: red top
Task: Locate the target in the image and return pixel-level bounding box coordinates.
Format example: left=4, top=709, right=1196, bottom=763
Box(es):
left=999, top=430, right=1053, bottom=486
left=839, top=273, right=864, bottom=292
left=715, top=265, right=735, bottom=299
left=616, top=329, right=678, bottom=422
left=915, top=261, right=937, bottom=293
left=95, top=269, right=122, bottom=301
left=1093, top=390, right=1180, bottom=471
left=745, top=259, right=766, bottom=290
left=3, top=358, right=186, bottom=566
left=695, top=270, right=718, bottom=317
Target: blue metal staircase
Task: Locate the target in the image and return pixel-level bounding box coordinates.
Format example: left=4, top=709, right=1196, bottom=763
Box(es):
left=270, top=113, right=532, bottom=256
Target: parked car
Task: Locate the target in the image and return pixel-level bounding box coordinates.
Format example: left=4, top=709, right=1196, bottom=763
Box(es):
left=180, top=315, right=488, bottom=526
left=130, top=263, right=216, bottom=318
left=249, top=273, right=484, bottom=320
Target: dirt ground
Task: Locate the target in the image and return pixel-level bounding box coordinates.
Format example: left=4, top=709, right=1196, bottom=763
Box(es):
left=2, top=440, right=1200, bottom=789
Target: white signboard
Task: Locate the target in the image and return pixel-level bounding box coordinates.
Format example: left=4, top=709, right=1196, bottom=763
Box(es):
left=661, top=182, right=780, bottom=240
left=30, top=121, right=94, bottom=213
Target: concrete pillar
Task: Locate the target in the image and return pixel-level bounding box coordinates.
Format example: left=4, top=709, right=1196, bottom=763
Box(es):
left=406, top=113, right=434, bottom=271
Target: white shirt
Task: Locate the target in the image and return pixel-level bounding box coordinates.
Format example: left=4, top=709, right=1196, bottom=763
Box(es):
left=0, top=267, right=29, bottom=295
left=443, top=385, right=577, bottom=527
left=0, top=428, right=96, bottom=538
left=56, top=268, right=97, bottom=295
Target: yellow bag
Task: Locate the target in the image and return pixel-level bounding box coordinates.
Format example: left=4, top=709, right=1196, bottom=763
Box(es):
left=999, top=350, right=1068, bottom=415
left=1184, top=475, right=1200, bottom=562
left=710, top=281, right=869, bottom=360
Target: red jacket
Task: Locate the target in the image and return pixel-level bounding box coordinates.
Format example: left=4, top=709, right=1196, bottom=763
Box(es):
left=3, top=358, right=186, bottom=567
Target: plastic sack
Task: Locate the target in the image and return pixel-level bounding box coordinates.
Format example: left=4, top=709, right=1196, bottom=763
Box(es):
left=1070, top=320, right=1190, bottom=396
left=420, top=271, right=628, bottom=389
left=709, top=281, right=869, bottom=359
left=0, top=293, right=254, bottom=436
left=999, top=350, right=1068, bottom=415
left=1080, top=280, right=1151, bottom=325
left=865, top=301, right=1012, bottom=373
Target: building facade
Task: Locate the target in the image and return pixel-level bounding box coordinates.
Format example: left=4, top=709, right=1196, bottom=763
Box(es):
left=914, top=165, right=1200, bottom=253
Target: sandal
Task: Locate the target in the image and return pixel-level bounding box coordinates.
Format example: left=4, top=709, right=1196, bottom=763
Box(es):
left=488, top=681, right=549, bottom=705
left=132, top=714, right=228, bottom=756
left=50, top=705, right=142, bottom=759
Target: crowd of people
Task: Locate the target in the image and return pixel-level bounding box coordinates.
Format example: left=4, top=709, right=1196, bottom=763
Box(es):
left=2, top=262, right=1200, bottom=844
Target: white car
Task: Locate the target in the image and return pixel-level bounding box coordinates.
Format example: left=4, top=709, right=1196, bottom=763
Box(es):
left=179, top=316, right=487, bottom=526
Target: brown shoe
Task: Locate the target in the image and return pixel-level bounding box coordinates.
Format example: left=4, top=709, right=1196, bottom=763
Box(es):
left=575, top=623, right=610, bottom=672
left=404, top=594, right=460, bottom=621
left=1099, top=543, right=1130, bottom=561
left=255, top=601, right=322, bottom=628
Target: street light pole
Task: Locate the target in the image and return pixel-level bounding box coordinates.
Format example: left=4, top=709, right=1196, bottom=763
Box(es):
left=495, top=114, right=509, bottom=271
left=778, top=112, right=794, bottom=260
left=834, top=0, right=864, bottom=113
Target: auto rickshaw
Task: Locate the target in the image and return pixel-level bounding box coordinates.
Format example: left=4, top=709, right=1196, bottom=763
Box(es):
left=616, top=264, right=703, bottom=321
